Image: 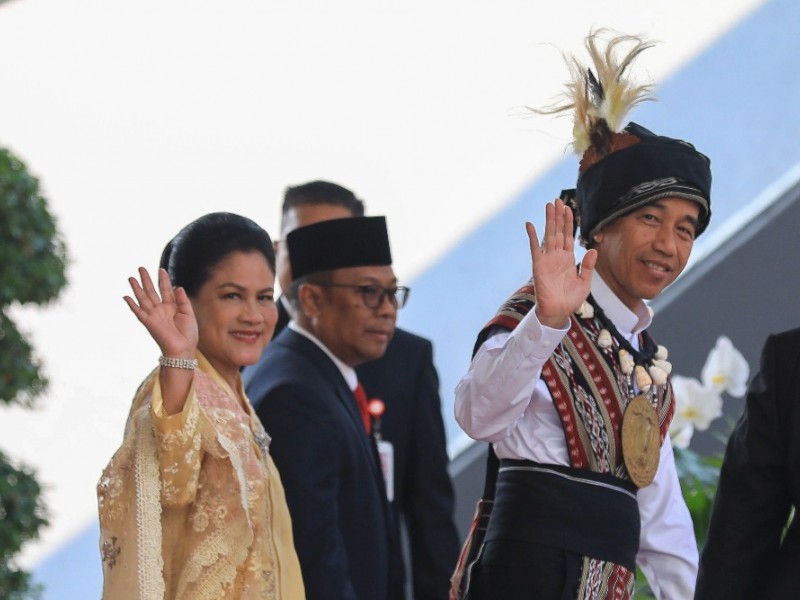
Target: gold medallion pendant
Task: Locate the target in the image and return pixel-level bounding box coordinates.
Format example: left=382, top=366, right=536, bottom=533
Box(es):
left=621, top=394, right=660, bottom=487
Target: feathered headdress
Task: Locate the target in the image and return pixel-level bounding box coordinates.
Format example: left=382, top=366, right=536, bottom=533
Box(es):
left=541, top=29, right=655, bottom=171
left=537, top=29, right=712, bottom=244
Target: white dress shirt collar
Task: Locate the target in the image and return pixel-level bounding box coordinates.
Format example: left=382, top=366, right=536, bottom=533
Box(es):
left=591, top=272, right=653, bottom=338
left=288, top=320, right=358, bottom=390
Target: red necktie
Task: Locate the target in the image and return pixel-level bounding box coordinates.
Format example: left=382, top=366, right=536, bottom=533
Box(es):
left=353, top=383, right=371, bottom=434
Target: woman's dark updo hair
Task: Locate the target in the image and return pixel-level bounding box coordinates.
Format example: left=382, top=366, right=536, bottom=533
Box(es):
left=159, top=212, right=275, bottom=297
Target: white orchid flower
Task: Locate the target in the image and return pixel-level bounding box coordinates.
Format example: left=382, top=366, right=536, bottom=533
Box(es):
left=701, top=335, right=749, bottom=397
left=671, top=375, right=723, bottom=432
left=669, top=421, right=694, bottom=449
left=669, top=376, right=697, bottom=435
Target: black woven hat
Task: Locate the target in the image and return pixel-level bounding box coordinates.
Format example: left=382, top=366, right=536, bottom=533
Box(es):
left=535, top=31, right=713, bottom=244
left=576, top=122, right=712, bottom=243
left=287, top=216, right=392, bottom=281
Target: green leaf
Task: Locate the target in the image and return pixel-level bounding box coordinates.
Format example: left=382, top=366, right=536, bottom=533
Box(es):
left=674, top=446, right=724, bottom=548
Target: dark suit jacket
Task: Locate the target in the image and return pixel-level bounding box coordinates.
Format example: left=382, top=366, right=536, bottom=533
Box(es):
left=357, top=329, right=460, bottom=600
left=275, top=298, right=459, bottom=599
left=695, top=328, right=800, bottom=599
left=244, top=327, right=392, bottom=600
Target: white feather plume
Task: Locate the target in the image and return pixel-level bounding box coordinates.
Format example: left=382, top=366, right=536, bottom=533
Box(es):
left=536, top=29, right=657, bottom=159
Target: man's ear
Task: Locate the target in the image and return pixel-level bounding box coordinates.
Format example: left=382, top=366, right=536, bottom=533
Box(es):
left=297, top=283, right=323, bottom=318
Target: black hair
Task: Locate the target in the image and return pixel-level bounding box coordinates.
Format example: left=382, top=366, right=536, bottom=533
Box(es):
left=282, top=180, right=365, bottom=218
left=159, top=212, right=275, bottom=297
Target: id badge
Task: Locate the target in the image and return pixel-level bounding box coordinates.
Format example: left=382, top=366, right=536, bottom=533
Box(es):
left=377, top=439, right=394, bottom=502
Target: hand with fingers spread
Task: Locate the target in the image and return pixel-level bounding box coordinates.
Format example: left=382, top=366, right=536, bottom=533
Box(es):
left=124, top=267, right=199, bottom=359
left=526, top=198, right=597, bottom=329
left=124, top=267, right=198, bottom=414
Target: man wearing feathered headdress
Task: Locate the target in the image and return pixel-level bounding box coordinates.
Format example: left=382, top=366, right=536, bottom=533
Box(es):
left=452, top=30, right=711, bottom=599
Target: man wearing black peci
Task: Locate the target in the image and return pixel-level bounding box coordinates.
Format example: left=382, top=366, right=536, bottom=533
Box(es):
left=262, top=180, right=459, bottom=599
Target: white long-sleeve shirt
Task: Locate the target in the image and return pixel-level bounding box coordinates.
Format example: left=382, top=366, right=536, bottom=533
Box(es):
left=454, top=273, right=698, bottom=599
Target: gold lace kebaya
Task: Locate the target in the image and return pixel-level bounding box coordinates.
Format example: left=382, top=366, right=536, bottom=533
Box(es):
left=97, top=352, right=305, bottom=600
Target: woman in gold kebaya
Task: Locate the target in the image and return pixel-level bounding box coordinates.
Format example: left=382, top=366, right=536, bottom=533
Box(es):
left=98, top=212, right=305, bottom=599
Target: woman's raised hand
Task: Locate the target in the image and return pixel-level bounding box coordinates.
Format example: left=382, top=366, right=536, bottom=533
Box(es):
left=124, top=267, right=199, bottom=359
left=526, top=199, right=597, bottom=329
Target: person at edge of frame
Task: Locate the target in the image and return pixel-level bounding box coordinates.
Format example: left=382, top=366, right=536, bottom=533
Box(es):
left=695, top=327, right=800, bottom=600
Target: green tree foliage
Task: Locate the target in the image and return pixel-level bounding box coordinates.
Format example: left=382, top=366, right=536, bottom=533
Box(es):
left=0, top=452, right=47, bottom=599
left=0, top=146, right=67, bottom=598
left=0, top=147, right=67, bottom=406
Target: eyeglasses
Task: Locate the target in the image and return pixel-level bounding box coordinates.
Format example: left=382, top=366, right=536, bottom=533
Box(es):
left=312, top=282, right=410, bottom=309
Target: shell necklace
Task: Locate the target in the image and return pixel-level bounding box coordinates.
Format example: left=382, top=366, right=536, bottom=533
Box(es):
left=577, top=295, right=672, bottom=391
left=577, top=295, right=672, bottom=487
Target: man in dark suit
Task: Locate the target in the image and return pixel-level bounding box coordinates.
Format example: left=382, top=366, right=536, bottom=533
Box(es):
left=244, top=216, right=400, bottom=600
left=270, top=181, right=459, bottom=599
left=695, top=328, right=800, bottom=599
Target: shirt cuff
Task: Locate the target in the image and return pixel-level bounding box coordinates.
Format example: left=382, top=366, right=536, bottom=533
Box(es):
left=510, top=307, right=570, bottom=361
left=150, top=375, right=197, bottom=434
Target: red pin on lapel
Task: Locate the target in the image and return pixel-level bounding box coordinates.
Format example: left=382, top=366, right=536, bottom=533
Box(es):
left=368, top=398, right=385, bottom=439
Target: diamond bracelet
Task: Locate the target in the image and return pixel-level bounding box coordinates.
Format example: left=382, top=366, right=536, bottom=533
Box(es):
left=158, top=355, right=198, bottom=370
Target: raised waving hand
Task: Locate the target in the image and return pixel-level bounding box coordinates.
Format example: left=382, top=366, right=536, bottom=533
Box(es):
left=526, top=199, right=597, bottom=329
left=124, top=267, right=198, bottom=357
left=124, top=267, right=198, bottom=414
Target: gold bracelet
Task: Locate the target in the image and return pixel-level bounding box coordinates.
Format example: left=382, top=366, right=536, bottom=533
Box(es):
left=158, top=355, right=198, bottom=370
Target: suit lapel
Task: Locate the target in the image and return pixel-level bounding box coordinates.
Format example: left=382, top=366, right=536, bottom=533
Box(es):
left=277, top=331, right=379, bottom=457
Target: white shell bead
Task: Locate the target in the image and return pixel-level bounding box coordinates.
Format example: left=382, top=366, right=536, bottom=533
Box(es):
left=597, top=329, right=612, bottom=349
left=635, top=365, right=653, bottom=393
left=652, top=359, right=672, bottom=375
left=618, top=349, right=635, bottom=375
left=577, top=301, right=595, bottom=319
left=655, top=345, right=669, bottom=361
left=648, top=365, right=668, bottom=386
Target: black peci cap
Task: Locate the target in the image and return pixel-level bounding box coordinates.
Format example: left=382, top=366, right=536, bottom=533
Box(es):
left=287, top=216, right=392, bottom=281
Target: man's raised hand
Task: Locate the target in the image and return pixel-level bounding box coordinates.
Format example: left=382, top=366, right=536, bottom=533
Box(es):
left=526, top=199, right=597, bottom=329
